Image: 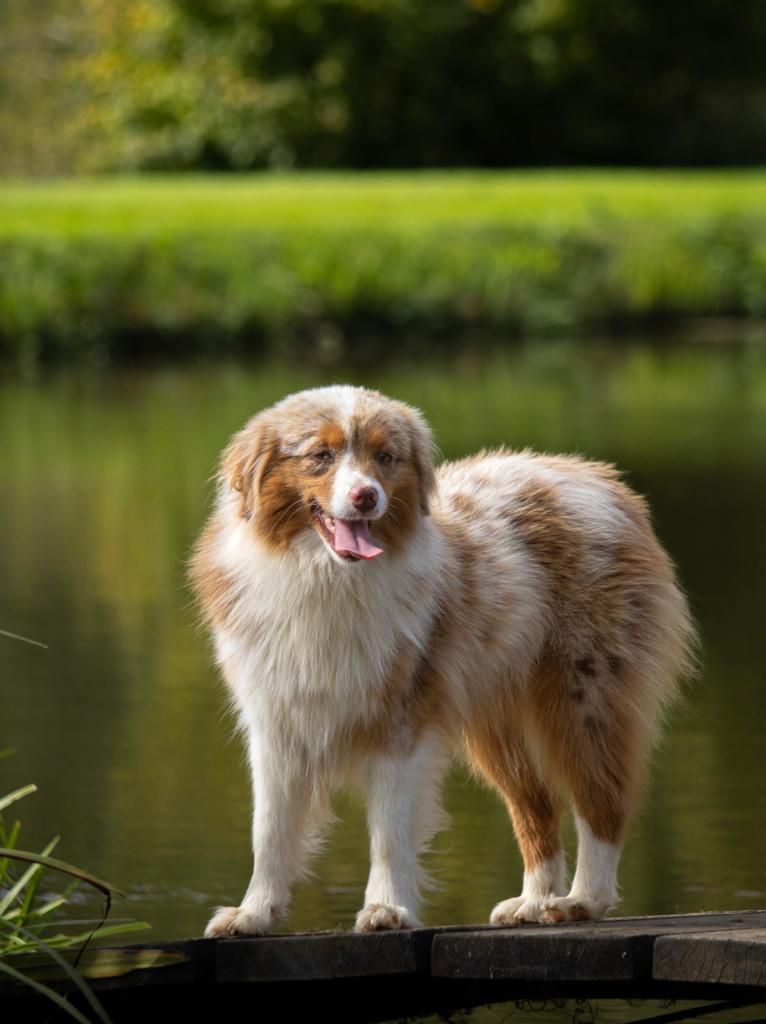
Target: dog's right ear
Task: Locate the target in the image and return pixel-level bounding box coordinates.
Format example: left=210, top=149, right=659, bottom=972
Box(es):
left=220, top=417, right=278, bottom=519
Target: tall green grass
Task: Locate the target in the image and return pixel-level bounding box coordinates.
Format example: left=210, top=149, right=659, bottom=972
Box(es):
left=0, top=759, right=148, bottom=1022
left=2, top=172, right=766, bottom=363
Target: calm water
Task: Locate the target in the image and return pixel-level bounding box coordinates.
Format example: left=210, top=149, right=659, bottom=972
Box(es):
left=2, top=342, right=765, bottom=943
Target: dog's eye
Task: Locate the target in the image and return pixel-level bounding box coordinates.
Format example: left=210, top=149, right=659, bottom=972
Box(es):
left=376, top=451, right=393, bottom=465
left=312, top=449, right=334, bottom=463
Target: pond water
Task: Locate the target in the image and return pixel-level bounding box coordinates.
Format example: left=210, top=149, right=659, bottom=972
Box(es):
left=2, top=341, right=765, bottom=942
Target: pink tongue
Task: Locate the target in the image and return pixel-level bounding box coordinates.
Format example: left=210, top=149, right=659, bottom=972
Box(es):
left=333, top=519, right=384, bottom=560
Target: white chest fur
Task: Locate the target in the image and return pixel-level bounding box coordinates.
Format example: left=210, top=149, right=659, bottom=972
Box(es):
left=211, top=513, right=442, bottom=761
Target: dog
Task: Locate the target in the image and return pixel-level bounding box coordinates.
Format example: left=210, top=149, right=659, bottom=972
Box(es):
left=189, top=384, right=696, bottom=937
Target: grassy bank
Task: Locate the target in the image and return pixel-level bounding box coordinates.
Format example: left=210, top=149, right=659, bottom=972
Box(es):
left=2, top=171, right=766, bottom=362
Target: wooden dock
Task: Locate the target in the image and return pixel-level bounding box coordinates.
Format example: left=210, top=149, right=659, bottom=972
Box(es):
left=5, top=910, right=766, bottom=1022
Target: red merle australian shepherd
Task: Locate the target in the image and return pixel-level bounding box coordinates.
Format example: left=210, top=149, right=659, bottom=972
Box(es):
left=190, top=385, right=695, bottom=937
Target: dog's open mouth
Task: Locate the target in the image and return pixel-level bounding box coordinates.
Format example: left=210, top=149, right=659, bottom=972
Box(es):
left=311, top=501, right=384, bottom=561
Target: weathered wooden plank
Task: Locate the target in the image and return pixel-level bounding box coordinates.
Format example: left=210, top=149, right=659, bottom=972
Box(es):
left=615, top=911, right=766, bottom=931
left=5, top=909, right=766, bottom=1023
left=431, top=927, right=652, bottom=982
left=606, top=911, right=766, bottom=934
left=215, top=928, right=433, bottom=982
left=654, top=928, right=766, bottom=988
left=431, top=913, right=766, bottom=984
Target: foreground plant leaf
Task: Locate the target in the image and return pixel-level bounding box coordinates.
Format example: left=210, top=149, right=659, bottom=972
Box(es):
left=0, top=836, right=60, bottom=918
left=0, top=849, right=124, bottom=899
left=0, top=784, right=37, bottom=814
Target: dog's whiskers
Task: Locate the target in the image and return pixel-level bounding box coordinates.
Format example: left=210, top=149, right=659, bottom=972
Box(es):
left=273, top=497, right=307, bottom=528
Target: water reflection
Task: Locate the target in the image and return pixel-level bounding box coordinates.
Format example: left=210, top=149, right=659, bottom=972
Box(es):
left=1, top=341, right=764, bottom=940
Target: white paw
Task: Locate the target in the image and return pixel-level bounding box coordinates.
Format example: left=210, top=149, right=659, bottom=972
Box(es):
left=540, top=895, right=613, bottom=923
left=490, top=895, right=554, bottom=926
left=204, top=904, right=277, bottom=938
left=354, top=903, right=418, bottom=932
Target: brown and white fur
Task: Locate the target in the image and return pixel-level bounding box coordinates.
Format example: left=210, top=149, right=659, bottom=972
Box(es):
left=189, top=385, right=696, bottom=937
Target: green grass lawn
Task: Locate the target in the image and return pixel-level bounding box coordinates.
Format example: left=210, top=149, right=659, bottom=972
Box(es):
left=3, top=170, right=766, bottom=236
left=1, top=171, right=765, bottom=363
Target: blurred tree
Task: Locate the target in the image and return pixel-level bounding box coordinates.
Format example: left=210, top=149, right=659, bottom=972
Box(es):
left=71, top=0, right=281, bottom=170
left=75, top=0, right=543, bottom=168
left=3, top=0, right=766, bottom=173
left=525, top=0, right=766, bottom=164
left=0, top=0, right=85, bottom=176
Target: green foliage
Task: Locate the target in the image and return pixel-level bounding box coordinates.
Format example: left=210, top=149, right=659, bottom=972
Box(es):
left=0, top=0, right=86, bottom=178
left=0, top=771, right=149, bottom=1022
left=67, top=0, right=766, bottom=171
left=3, top=0, right=766, bottom=174
left=1, top=172, right=766, bottom=363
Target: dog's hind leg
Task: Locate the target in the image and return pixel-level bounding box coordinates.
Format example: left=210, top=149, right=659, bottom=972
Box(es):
left=355, top=731, right=449, bottom=932
left=465, top=718, right=568, bottom=926
left=524, top=653, right=651, bottom=924
left=538, top=706, right=642, bottom=923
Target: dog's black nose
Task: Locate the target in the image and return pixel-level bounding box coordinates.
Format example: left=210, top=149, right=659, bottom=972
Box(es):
left=350, top=486, right=378, bottom=514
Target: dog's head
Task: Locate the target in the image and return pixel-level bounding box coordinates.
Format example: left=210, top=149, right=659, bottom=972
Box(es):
left=220, top=386, right=436, bottom=563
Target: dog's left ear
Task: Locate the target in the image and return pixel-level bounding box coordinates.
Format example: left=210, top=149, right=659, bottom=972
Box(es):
left=220, top=416, right=278, bottom=519
left=406, top=408, right=437, bottom=515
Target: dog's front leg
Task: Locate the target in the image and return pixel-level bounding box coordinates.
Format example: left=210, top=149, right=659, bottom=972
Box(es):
left=356, top=733, right=448, bottom=933
left=205, top=726, right=315, bottom=937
